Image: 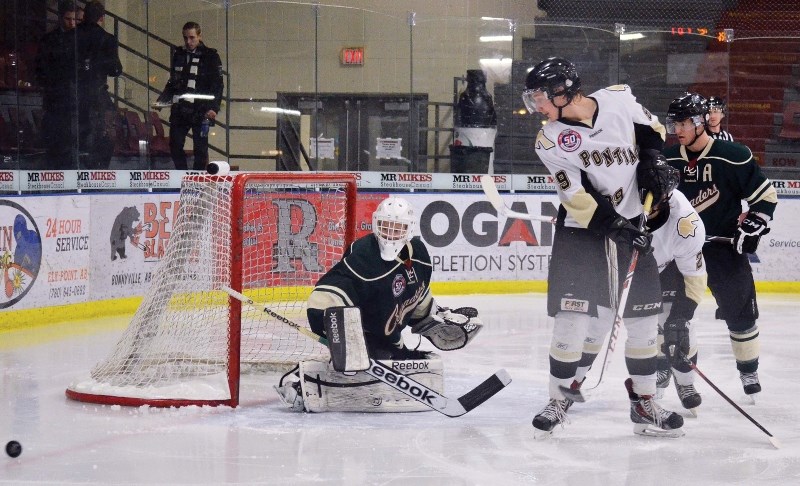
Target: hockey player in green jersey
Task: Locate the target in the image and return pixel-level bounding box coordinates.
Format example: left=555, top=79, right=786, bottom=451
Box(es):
left=275, top=196, right=484, bottom=413
left=663, top=92, right=778, bottom=398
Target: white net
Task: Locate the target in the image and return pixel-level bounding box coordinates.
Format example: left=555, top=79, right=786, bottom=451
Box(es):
left=67, top=173, right=356, bottom=406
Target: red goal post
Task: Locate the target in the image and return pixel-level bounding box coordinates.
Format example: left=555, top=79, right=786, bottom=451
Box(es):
left=66, top=172, right=357, bottom=407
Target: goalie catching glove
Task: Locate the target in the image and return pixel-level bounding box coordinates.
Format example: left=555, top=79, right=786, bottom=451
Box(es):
left=410, top=302, right=483, bottom=351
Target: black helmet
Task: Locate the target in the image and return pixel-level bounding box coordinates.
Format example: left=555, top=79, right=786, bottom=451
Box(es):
left=707, top=96, right=727, bottom=114
left=522, top=57, right=581, bottom=113
left=665, top=92, right=708, bottom=134
left=524, top=57, right=581, bottom=98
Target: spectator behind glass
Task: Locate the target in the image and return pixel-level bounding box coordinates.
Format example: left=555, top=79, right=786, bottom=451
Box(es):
left=34, top=0, right=79, bottom=169
left=154, top=22, right=223, bottom=171
left=76, top=0, right=122, bottom=169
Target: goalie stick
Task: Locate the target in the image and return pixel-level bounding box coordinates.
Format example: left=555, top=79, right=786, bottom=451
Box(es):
left=560, top=192, right=655, bottom=402
left=480, top=175, right=556, bottom=223
left=222, top=286, right=511, bottom=417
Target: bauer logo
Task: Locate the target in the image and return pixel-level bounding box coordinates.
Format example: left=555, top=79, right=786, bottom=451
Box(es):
left=0, top=200, right=42, bottom=308
left=558, top=129, right=581, bottom=152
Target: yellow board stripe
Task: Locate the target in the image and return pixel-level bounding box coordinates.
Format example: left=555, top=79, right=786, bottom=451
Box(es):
left=2, top=281, right=799, bottom=337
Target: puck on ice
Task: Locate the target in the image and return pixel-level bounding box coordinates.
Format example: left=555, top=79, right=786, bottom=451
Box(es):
left=6, top=440, right=22, bottom=458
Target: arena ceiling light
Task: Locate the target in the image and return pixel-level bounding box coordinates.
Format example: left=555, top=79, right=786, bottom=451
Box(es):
left=479, top=35, right=513, bottom=42
left=620, top=33, right=645, bottom=41
left=260, top=107, right=301, bottom=116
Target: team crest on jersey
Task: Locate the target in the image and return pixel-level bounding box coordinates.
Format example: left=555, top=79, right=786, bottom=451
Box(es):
left=392, top=274, right=406, bottom=297
left=677, top=212, right=700, bottom=238
left=558, top=129, right=582, bottom=152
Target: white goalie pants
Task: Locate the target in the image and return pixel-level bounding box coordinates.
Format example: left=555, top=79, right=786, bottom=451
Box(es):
left=297, top=355, right=443, bottom=413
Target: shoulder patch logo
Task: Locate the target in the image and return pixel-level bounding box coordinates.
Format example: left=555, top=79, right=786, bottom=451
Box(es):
left=558, top=129, right=582, bottom=152
left=536, top=130, right=556, bottom=150
left=392, top=274, right=406, bottom=297
left=677, top=212, right=700, bottom=239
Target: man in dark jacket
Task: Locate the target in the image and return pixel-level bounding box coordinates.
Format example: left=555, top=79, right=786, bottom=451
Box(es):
left=155, top=22, right=223, bottom=170
left=76, top=1, right=122, bottom=169
left=35, top=0, right=79, bottom=169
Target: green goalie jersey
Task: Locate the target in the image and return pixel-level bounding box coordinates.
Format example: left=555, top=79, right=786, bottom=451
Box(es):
left=663, top=139, right=778, bottom=237
left=307, top=234, right=434, bottom=352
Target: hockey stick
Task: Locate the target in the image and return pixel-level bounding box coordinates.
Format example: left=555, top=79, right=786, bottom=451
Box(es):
left=705, top=235, right=733, bottom=244
left=561, top=192, right=654, bottom=402
left=222, top=286, right=512, bottom=417
left=480, top=175, right=557, bottom=223
left=685, top=359, right=780, bottom=449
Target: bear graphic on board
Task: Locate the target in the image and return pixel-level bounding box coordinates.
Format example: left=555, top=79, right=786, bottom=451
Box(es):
left=110, top=206, right=143, bottom=261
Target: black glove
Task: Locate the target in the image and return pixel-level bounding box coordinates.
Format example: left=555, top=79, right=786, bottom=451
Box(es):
left=637, top=151, right=678, bottom=206
left=734, top=212, right=770, bottom=254
left=607, top=216, right=653, bottom=255
left=661, top=318, right=690, bottom=366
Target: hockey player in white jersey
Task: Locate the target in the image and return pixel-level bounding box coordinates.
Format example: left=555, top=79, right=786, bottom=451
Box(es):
left=522, top=57, right=683, bottom=437
left=575, top=182, right=709, bottom=418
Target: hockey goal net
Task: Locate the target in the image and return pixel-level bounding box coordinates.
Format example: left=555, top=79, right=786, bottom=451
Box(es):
left=66, top=172, right=357, bottom=407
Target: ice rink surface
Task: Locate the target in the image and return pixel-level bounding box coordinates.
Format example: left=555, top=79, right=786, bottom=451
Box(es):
left=2, top=293, right=799, bottom=485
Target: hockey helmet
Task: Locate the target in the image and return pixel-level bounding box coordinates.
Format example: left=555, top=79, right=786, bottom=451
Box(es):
left=665, top=92, right=709, bottom=134
left=707, top=96, right=727, bottom=114
left=522, top=57, right=581, bottom=113
left=372, top=196, right=416, bottom=261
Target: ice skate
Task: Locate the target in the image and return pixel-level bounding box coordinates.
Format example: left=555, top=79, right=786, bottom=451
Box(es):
left=740, top=371, right=761, bottom=403
left=274, top=380, right=305, bottom=412
left=675, top=382, right=701, bottom=417
left=532, top=398, right=570, bottom=439
left=625, top=378, right=684, bottom=438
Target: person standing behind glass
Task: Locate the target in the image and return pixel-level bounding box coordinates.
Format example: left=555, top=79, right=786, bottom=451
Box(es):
left=34, top=0, right=78, bottom=169
left=76, top=1, right=122, bottom=169
left=706, top=96, right=734, bottom=141
left=155, top=22, right=223, bottom=171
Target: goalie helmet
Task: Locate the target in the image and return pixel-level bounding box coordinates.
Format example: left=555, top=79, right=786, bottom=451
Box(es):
left=372, top=196, right=416, bottom=261
left=707, top=96, right=727, bottom=114
left=665, top=92, right=709, bottom=134
left=522, top=57, right=581, bottom=113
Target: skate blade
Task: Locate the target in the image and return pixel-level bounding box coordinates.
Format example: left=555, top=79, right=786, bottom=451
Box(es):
left=745, top=393, right=758, bottom=405
left=633, top=423, right=685, bottom=438
left=688, top=408, right=698, bottom=418
left=533, top=428, right=555, bottom=440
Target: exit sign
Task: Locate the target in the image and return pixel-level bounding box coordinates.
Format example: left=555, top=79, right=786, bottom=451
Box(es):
left=341, top=47, right=364, bottom=65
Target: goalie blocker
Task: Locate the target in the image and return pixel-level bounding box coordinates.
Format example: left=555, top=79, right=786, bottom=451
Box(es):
left=323, top=307, right=370, bottom=372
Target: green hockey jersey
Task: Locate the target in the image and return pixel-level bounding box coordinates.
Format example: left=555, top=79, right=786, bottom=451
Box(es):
left=663, top=139, right=777, bottom=237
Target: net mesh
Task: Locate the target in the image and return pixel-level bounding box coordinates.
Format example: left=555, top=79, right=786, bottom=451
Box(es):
left=67, top=173, right=355, bottom=405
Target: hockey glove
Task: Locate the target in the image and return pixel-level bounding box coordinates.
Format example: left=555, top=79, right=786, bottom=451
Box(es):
left=410, top=304, right=483, bottom=351
left=607, top=216, right=653, bottom=255
left=661, top=318, right=690, bottom=367
left=636, top=151, right=678, bottom=206
left=734, top=212, right=770, bottom=254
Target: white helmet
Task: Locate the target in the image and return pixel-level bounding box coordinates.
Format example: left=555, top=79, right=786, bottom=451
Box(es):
left=372, top=196, right=416, bottom=261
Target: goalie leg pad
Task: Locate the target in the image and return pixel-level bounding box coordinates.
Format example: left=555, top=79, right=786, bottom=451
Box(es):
left=323, top=306, right=370, bottom=372
left=299, top=356, right=443, bottom=413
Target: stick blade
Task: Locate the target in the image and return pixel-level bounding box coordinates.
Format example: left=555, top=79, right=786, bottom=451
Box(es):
left=559, top=385, right=588, bottom=403
left=769, top=436, right=781, bottom=449
left=451, top=369, right=511, bottom=416
left=480, top=175, right=505, bottom=212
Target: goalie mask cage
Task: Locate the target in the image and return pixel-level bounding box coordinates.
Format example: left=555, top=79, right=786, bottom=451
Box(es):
left=66, top=173, right=357, bottom=407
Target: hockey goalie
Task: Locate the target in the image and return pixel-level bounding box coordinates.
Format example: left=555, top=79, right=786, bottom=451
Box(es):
left=275, top=196, right=484, bottom=413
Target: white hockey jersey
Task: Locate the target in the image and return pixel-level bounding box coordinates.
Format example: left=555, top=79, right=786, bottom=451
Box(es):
left=535, top=85, right=666, bottom=229
left=650, top=189, right=707, bottom=309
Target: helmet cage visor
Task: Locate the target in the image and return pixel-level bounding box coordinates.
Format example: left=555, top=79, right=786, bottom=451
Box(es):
left=665, top=114, right=705, bottom=134
left=374, top=218, right=410, bottom=260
